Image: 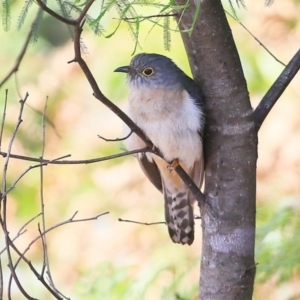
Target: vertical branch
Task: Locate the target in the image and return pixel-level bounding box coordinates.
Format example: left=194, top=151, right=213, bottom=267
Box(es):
left=37, top=97, right=65, bottom=297
left=0, top=89, right=8, bottom=300
left=176, top=0, right=257, bottom=299
left=0, top=90, right=8, bottom=152
left=0, top=93, right=35, bottom=299
left=38, top=96, right=54, bottom=286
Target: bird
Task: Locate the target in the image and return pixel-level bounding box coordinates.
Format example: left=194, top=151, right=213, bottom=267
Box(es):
left=114, top=53, right=205, bottom=245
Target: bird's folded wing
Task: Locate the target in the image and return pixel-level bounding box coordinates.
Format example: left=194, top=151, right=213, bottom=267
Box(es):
left=137, top=155, right=163, bottom=192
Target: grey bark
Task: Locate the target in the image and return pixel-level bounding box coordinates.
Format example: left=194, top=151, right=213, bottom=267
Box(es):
left=175, top=0, right=257, bottom=299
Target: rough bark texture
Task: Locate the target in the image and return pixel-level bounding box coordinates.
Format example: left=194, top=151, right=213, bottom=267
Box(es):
left=176, top=0, right=257, bottom=299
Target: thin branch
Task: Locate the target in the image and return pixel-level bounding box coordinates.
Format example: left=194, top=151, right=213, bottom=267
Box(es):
left=97, top=130, right=133, bottom=142
left=0, top=213, right=42, bottom=255
left=118, top=218, right=166, bottom=225
left=39, top=96, right=60, bottom=295
left=254, top=48, right=300, bottom=131
left=35, top=0, right=75, bottom=25
left=175, top=164, right=206, bottom=206
left=0, top=90, right=8, bottom=151
left=1, top=222, right=36, bottom=300
left=225, top=10, right=286, bottom=67
left=38, top=224, right=47, bottom=277
left=5, top=233, right=63, bottom=300
left=12, top=212, right=109, bottom=272
left=5, top=211, right=108, bottom=300
left=119, top=214, right=201, bottom=225
left=121, top=12, right=178, bottom=23
left=0, top=148, right=148, bottom=165
left=76, top=0, right=95, bottom=24
left=1, top=154, right=71, bottom=199
left=40, top=97, right=47, bottom=276
left=1, top=95, right=28, bottom=200
left=0, top=26, right=34, bottom=88
left=0, top=93, right=36, bottom=299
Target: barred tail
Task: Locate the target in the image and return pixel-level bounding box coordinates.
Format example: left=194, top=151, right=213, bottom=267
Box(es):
left=164, top=190, right=194, bottom=245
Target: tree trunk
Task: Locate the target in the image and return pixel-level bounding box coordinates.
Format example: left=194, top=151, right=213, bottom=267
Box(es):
left=176, top=0, right=257, bottom=299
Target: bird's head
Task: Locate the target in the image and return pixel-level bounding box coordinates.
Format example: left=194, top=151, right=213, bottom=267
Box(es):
left=114, top=53, right=184, bottom=90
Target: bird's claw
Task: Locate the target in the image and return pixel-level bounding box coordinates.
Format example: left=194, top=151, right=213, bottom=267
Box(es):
left=167, top=158, right=179, bottom=172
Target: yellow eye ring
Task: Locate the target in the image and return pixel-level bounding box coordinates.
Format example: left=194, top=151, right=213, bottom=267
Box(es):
left=142, top=67, right=154, bottom=76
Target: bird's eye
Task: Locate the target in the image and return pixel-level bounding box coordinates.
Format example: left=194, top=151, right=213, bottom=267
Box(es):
left=142, top=67, right=154, bottom=77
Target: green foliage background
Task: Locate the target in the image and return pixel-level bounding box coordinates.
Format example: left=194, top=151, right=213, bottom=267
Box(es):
left=0, top=0, right=300, bottom=299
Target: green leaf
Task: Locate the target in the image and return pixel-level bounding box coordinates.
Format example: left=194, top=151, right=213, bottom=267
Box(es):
left=2, top=0, right=11, bottom=31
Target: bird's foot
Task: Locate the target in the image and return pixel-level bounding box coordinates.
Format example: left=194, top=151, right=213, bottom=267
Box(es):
left=167, top=158, right=179, bottom=172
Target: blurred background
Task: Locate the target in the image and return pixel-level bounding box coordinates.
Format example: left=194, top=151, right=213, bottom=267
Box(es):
left=0, top=0, right=299, bottom=299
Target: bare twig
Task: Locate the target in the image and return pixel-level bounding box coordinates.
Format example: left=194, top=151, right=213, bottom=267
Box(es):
left=0, top=90, right=8, bottom=151
left=1, top=154, right=71, bottom=199
left=119, top=214, right=201, bottom=225
left=12, top=212, right=109, bottom=271
left=121, top=13, right=178, bottom=23
left=118, top=218, right=166, bottom=225
left=1, top=93, right=35, bottom=300
left=97, top=130, right=133, bottom=142
left=6, top=211, right=108, bottom=300
left=5, top=234, right=63, bottom=300
left=39, top=96, right=61, bottom=295
left=254, top=48, right=300, bottom=131
left=38, top=224, right=47, bottom=277
left=0, top=27, right=34, bottom=88
left=1, top=95, right=28, bottom=199
left=225, top=10, right=286, bottom=67
left=0, top=213, right=42, bottom=255
left=0, top=148, right=148, bottom=165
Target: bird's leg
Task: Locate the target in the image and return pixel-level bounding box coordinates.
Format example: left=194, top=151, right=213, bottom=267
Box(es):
left=167, top=158, right=179, bottom=172
left=152, top=144, right=158, bottom=152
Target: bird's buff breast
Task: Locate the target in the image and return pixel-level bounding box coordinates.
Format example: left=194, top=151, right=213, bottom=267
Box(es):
left=125, top=87, right=203, bottom=168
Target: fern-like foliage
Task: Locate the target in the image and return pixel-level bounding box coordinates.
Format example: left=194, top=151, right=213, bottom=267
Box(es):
left=2, top=0, right=201, bottom=52
left=56, top=0, right=74, bottom=39
left=227, top=0, right=245, bottom=19
left=99, top=0, right=185, bottom=53
left=2, top=0, right=11, bottom=31
left=114, top=0, right=140, bottom=54
left=2, top=0, right=274, bottom=53
left=64, top=1, right=104, bottom=36
left=17, top=0, right=34, bottom=30
left=32, top=5, right=45, bottom=42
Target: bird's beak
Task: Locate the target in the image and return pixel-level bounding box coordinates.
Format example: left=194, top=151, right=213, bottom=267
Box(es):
left=114, top=66, right=130, bottom=73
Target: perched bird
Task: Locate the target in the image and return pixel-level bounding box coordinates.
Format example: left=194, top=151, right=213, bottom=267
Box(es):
left=115, top=53, right=205, bottom=245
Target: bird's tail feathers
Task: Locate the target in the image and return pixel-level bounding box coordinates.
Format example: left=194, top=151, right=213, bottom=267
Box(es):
left=164, top=188, right=194, bottom=245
